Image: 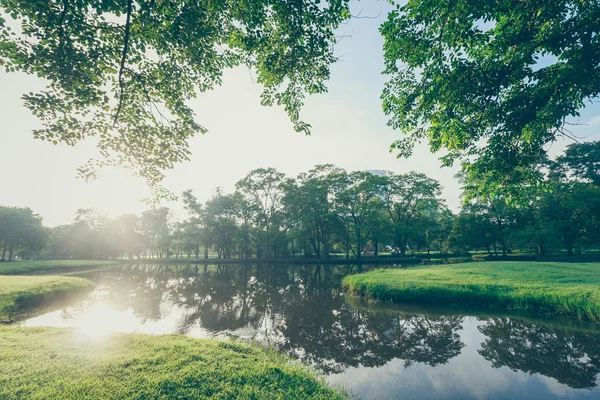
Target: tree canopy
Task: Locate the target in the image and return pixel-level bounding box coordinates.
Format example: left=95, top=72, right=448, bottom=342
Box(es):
left=381, top=0, right=600, bottom=197
left=0, top=206, right=46, bottom=261
left=0, top=0, right=350, bottom=187
left=2, top=0, right=599, bottom=195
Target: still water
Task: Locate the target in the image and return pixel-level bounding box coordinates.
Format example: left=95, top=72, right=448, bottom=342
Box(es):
left=22, top=264, right=600, bottom=399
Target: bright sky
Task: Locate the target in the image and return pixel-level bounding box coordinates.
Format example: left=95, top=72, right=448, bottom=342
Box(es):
left=1, top=2, right=599, bottom=227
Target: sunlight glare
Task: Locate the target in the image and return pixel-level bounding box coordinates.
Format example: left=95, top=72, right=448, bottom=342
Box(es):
left=75, top=303, right=128, bottom=340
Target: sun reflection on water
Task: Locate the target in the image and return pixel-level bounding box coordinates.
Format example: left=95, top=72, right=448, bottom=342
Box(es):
left=74, top=304, right=129, bottom=340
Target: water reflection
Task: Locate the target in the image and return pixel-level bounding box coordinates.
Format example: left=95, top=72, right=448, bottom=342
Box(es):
left=479, top=318, right=600, bottom=389
left=21, top=264, right=600, bottom=399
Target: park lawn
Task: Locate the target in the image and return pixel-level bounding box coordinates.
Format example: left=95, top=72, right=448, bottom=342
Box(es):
left=0, top=276, right=95, bottom=322
left=0, top=327, right=343, bottom=400
left=343, top=262, right=600, bottom=321
left=0, top=260, right=120, bottom=275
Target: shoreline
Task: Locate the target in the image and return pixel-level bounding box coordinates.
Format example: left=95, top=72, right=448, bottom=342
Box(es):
left=342, top=261, right=600, bottom=322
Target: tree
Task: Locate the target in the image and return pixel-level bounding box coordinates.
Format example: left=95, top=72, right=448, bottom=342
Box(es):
left=235, top=168, right=286, bottom=258
left=182, top=189, right=209, bottom=259
left=479, top=318, right=600, bottom=389
left=336, top=171, right=387, bottom=259
left=0, top=1, right=350, bottom=187
left=0, top=206, right=46, bottom=261
left=554, top=141, right=600, bottom=186
left=113, top=214, right=144, bottom=259
left=409, top=200, right=453, bottom=257
left=232, top=191, right=256, bottom=259
left=448, top=205, right=497, bottom=256
left=282, top=164, right=342, bottom=258
left=381, top=172, right=442, bottom=256
left=140, top=207, right=172, bottom=258
left=381, top=0, right=600, bottom=197
left=204, top=190, right=238, bottom=259
left=536, top=182, right=600, bottom=256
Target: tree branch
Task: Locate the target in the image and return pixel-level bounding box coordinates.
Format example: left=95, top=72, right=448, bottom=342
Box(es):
left=113, top=0, right=134, bottom=127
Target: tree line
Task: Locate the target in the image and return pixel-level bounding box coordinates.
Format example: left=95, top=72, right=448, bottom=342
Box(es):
left=1, top=142, right=599, bottom=262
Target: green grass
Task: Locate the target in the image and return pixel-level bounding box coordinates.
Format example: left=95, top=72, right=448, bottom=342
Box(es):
left=0, top=276, right=95, bottom=322
left=0, top=327, right=344, bottom=399
left=342, top=262, right=600, bottom=322
left=0, top=260, right=121, bottom=275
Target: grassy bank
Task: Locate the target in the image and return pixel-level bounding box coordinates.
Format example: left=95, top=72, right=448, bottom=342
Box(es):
left=0, top=260, right=121, bottom=275
left=0, top=327, right=343, bottom=399
left=0, top=276, right=95, bottom=322
left=343, top=262, right=600, bottom=321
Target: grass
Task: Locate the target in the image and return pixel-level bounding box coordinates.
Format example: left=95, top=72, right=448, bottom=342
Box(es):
left=0, top=276, right=95, bottom=322
left=0, top=326, right=344, bottom=399
left=0, top=260, right=121, bottom=275
left=342, top=262, right=600, bottom=322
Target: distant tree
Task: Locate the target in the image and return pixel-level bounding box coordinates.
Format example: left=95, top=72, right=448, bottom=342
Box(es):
left=204, top=190, right=238, bottom=259
left=554, top=141, right=600, bottom=186
left=448, top=205, right=497, bottom=256
left=182, top=189, right=209, bottom=259
left=336, top=171, right=388, bottom=259
left=140, top=207, right=172, bottom=258
left=363, top=197, right=391, bottom=258
left=232, top=191, right=256, bottom=259
left=283, top=164, right=343, bottom=258
left=0, top=206, right=46, bottom=261
left=113, top=214, right=144, bottom=259
left=236, top=168, right=286, bottom=258
left=381, top=172, right=442, bottom=256
left=536, top=182, right=600, bottom=256
left=409, top=200, right=453, bottom=257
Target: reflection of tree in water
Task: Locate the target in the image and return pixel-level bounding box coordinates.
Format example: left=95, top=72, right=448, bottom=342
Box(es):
left=478, top=318, right=600, bottom=389
left=77, top=265, right=173, bottom=320
left=76, top=265, right=600, bottom=384
left=275, top=265, right=464, bottom=373
left=94, top=264, right=464, bottom=373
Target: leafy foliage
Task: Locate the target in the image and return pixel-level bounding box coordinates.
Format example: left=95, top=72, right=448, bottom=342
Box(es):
left=0, top=207, right=46, bottom=262
left=0, top=0, right=350, bottom=187
left=4, top=142, right=600, bottom=260
left=381, top=0, right=600, bottom=196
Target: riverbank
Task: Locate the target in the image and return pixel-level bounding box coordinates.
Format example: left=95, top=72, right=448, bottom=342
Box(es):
left=128, top=256, right=428, bottom=265
left=0, top=260, right=121, bottom=275
left=0, top=326, right=343, bottom=399
left=343, top=262, right=600, bottom=321
left=0, top=276, right=95, bottom=322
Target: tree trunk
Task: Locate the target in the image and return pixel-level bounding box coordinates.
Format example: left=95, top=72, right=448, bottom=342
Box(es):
left=400, top=239, right=406, bottom=257
left=345, top=240, right=349, bottom=260
left=8, top=244, right=14, bottom=262
left=1, top=242, right=6, bottom=261
left=204, top=245, right=209, bottom=259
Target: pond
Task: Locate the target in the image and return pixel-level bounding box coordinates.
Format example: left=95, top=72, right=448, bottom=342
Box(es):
left=21, top=264, right=600, bottom=399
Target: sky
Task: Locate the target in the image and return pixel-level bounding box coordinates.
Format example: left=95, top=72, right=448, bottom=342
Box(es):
left=1, top=1, right=600, bottom=227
